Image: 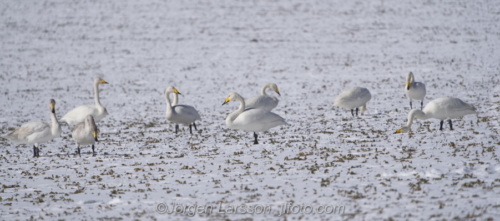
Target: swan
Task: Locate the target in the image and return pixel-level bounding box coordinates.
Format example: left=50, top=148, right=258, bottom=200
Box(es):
left=3, top=99, right=62, bottom=157
left=395, top=97, right=476, bottom=133
left=245, top=83, right=280, bottom=111
left=404, top=72, right=426, bottom=109
left=71, top=115, right=99, bottom=156
left=222, top=92, right=288, bottom=144
left=164, top=86, right=201, bottom=134
left=333, top=87, right=372, bottom=117
left=60, top=78, right=109, bottom=125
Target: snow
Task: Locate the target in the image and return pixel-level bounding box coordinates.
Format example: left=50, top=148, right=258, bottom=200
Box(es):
left=1, top=0, right=499, bottom=220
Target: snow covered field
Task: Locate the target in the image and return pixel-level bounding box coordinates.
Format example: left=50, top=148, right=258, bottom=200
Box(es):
left=1, top=0, right=499, bottom=220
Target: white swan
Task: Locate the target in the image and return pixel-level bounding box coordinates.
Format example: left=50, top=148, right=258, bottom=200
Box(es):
left=404, top=72, right=426, bottom=110
left=222, top=92, right=288, bottom=144
left=245, top=83, right=280, bottom=111
left=164, top=86, right=201, bottom=134
left=71, top=115, right=99, bottom=156
left=333, top=87, right=372, bottom=117
left=395, top=97, right=476, bottom=133
left=3, top=99, right=62, bottom=157
left=60, top=78, right=109, bottom=125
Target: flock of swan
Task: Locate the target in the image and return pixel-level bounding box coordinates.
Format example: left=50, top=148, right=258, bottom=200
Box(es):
left=2, top=72, right=477, bottom=157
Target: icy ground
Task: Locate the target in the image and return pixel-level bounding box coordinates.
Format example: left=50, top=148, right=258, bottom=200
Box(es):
left=1, top=0, right=499, bottom=220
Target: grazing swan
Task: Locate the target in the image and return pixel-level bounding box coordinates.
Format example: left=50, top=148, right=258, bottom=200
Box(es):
left=404, top=72, right=426, bottom=110
left=333, top=87, right=372, bottom=117
left=164, top=86, right=201, bottom=134
left=222, top=92, right=288, bottom=144
left=395, top=97, right=476, bottom=133
left=245, top=83, right=280, bottom=111
left=3, top=99, right=62, bottom=157
left=71, top=115, right=99, bottom=156
left=60, top=78, right=109, bottom=125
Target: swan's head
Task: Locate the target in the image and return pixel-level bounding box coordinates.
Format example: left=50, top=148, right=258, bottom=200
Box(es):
left=270, top=83, right=281, bottom=96
left=95, top=78, right=108, bottom=85
left=164, top=86, right=181, bottom=95
left=395, top=126, right=410, bottom=134
left=86, top=115, right=99, bottom=142
left=49, top=99, right=56, bottom=114
left=359, top=105, right=367, bottom=116
left=405, top=72, right=414, bottom=90
left=222, top=92, right=242, bottom=105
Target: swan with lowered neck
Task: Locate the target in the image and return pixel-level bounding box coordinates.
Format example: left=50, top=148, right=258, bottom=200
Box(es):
left=395, top=97, right=476, bottom=133
left=71, top=114, right=99, bottom=156
left=333, top=87, right=371, bottom=117
left=60, top=78, right=109, bottom=125
left=245, top=83, right=281, bottom=111
left=164, top=86, right=201, bottom=134
left=404, top=72, right=426, bottom=110
left=3, top=99, right=62, bottom=157
left=223, top=92, right=288, bottom=144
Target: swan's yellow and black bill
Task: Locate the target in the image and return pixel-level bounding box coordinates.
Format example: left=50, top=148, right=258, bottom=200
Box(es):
left=100, top=79, right=108, bottom=84
left=395, top=128, right=402, bottom=134
left=406, top=82, right=410, bottom=90
left=276, top=89, right=281, bottom=96
left=222, top=97, right=230, bottom=105
left=93, top=131, right=98, bottom=141
left=173, top=88, right=181, bottom=95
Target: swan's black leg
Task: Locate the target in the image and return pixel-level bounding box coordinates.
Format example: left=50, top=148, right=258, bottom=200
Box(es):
left=77, top=146, right=81, bottom=157
left=448, top=119, right=453, bottom=130
left=175, top=124, right=179, bottom=134
left=420, top=100, right=423, bottom=110
left=356, top=108, right=359, bottom=117
left=92, top=144, right=96, bottom=155
left=33, top=145, right=37, bottom=157
left=410, top=101, right=413, bottom=109
left=439, top=120, right=444, bottom=130
left=351, top=109, right=355, bottom=117
left=253, top=132, right=259, bottom=145
left=189, top=124, right=193, bottom=134
left=193, top=122, right=198, bottom=131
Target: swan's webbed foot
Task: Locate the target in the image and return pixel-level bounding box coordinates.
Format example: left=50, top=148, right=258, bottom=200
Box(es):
left=253, top=132, right=259, bottom=145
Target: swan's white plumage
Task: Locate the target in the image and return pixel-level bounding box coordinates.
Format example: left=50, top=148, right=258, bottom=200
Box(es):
left=164, top=86, right=201, bottom=133
left=60, top=78, right=108, bottom=125
left=223, top=92, right=287, bottom=144
left=245, top=83, right=280, bottom=111
left=396, top=97, right=476, bottom=133
left=3, top=99, right=62, bottom=157
left=333, top=87, right=372, bottom=116
left=404, top=72, right=426, bottom=109
left=72, top=114, right=99, bottom=155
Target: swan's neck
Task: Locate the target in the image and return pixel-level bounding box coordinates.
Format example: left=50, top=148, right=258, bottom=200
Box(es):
left=165, top=92, right=173, bottom=113
left=94, top=81, right=102, bottom=107
left=406, top=109, right=428, bottom=127
left=50, top=110, right=61, bottom=136
left=226, top=96, right=246, bottom=128
left=260, top=85, right=269, bottom=95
